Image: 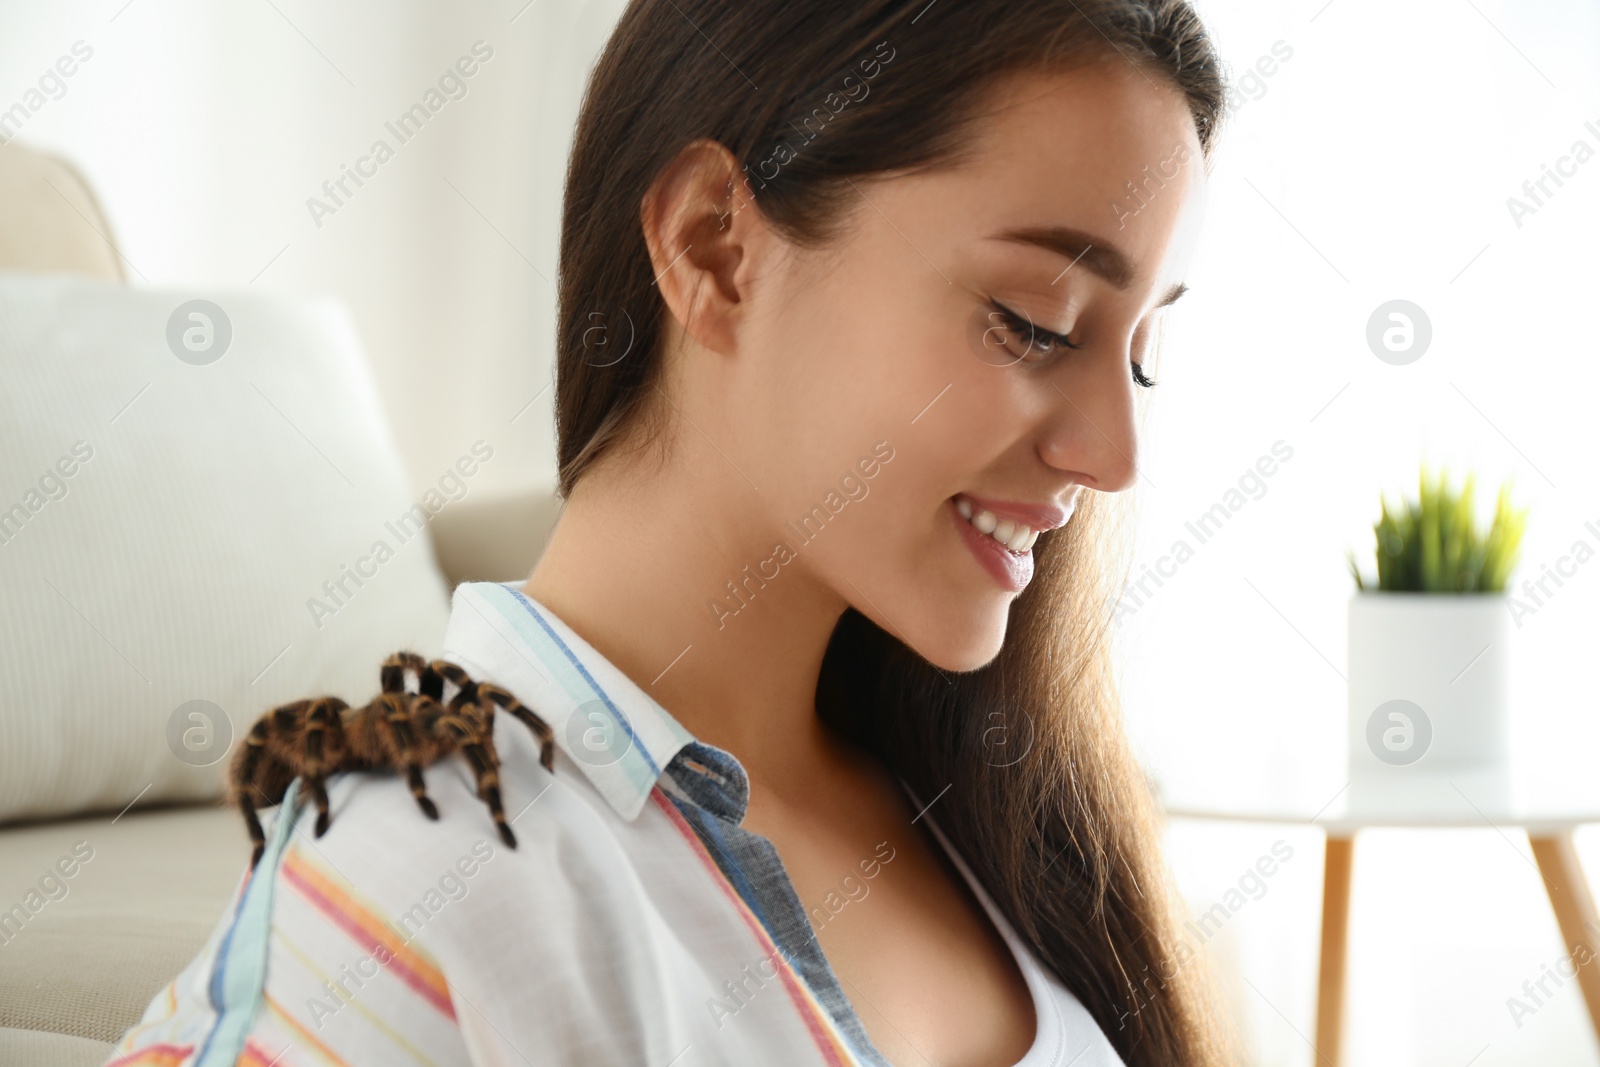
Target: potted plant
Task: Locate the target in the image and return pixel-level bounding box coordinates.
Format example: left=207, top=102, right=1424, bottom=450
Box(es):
left=1345, top=466, right=1528, bottom=778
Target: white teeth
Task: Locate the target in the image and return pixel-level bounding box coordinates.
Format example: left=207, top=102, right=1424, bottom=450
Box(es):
left=955, top=496, right=1038, bottom=554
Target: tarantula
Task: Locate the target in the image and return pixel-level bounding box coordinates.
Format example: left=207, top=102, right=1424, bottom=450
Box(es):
left=230, top=651, right=555, bottom=868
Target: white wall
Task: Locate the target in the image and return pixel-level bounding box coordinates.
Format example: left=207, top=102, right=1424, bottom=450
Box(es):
left=1137, top=1, right=1600, bottom=1063
left=1131, top=0, right=1600, bottom=826
left=0, top=0, right=630, bottom=505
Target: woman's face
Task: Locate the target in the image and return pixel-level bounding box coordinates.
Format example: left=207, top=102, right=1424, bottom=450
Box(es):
left=722, top=62, right=1207, bottom=671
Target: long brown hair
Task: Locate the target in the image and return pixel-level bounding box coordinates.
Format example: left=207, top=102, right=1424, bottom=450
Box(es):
left=554, top=2, right=1231, bottom=1063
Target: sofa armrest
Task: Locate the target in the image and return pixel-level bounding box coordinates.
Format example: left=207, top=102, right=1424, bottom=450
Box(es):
left=428, top=485, right=564, bottom=587
left=0, top=142, right=126, bottom=281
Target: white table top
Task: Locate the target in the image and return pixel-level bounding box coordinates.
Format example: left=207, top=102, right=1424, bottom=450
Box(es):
left=1154, top=765, right=1600, bottom=835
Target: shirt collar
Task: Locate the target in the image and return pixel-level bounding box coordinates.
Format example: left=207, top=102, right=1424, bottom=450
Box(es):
left=439, top=579, right=726, bottom=822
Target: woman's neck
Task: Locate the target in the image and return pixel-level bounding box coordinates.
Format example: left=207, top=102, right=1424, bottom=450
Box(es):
left=522, top=452, right=852, bottom=805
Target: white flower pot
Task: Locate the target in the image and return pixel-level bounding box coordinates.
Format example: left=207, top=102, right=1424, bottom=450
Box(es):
left=1347, top=592, right=1511, bottom=778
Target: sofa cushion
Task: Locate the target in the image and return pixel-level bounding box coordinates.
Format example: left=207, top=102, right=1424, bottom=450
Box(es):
left=0, top=273, right=455, bottom=824
left=0, top=1027, right=114, bottom=1067
left=0, top=804, right=247, bottom=1045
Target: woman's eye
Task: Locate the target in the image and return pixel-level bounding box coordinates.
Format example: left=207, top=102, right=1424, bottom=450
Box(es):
left=986, top=299, right=1158, bottom=387
left=986, top=300, right=1080, bottom=362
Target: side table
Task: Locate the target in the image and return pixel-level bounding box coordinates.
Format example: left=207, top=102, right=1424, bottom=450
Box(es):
left=1161, top=769, right=1600, bottom=1066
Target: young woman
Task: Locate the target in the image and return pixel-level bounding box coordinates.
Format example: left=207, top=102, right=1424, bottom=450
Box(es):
left=109, top=1, right=1232, bottom=1064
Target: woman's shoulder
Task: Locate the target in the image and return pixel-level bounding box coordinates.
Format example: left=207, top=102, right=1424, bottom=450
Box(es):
left=265, top=739, right=621, bottom=935
left=231, top=644, right=637, bottom=933
left=101, top=751, right=629, bottom=1067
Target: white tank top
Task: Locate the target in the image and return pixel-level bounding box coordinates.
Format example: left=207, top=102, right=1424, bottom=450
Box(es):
left=919, top=808, right=1130, bottom=1067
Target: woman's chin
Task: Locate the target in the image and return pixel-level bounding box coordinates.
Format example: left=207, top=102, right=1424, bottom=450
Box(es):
left=909, top=618, right=1009, bottom=674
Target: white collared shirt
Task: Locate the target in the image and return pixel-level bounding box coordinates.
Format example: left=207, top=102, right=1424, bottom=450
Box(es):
left=106, top=581, right=1123, bottom=1067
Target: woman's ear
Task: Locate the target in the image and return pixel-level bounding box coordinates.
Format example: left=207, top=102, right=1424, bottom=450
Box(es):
left=639, top=138, right=763, bottom=358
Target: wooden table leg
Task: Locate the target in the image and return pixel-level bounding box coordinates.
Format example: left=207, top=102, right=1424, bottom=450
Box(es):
left=1530, top=831, right=1600, bottom=1042
left=1314, top=834, right=1354, bottom=1067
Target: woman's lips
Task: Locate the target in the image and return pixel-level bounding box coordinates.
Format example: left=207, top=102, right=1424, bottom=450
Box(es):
left=955, top=492, right=1074, bottom=535
left=951, top=498, right=1034, bottom=592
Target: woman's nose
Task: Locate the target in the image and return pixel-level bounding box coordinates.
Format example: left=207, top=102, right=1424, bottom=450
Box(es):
left=1037, top=370, right=1140, bottom=494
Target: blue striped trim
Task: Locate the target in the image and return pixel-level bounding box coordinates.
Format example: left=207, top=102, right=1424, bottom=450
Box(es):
left=494, top=583, right=660, bottom=778
left=194, top=779, right=304, bottom=1067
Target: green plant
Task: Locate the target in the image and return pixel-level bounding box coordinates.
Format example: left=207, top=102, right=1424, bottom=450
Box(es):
left=1347, top=466, right=1528, bottom=593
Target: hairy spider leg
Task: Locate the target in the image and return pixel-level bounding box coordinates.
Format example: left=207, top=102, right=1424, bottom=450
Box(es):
left=433, top=706, right=518, bottom=849
left=373, top=690, right=439, bottom=820
left=303, top=696, right=351, bottom=838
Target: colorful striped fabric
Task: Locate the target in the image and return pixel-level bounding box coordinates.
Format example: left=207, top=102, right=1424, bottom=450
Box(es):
left=103, top=581, right=889, bottom=1066
left=105, top=580, right=1124, bottom=1066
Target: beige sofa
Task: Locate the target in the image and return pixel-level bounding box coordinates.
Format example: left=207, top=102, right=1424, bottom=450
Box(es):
left=0, top=142, right=561, bottom=1066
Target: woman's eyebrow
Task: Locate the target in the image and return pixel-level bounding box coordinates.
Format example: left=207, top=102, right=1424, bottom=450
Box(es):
left=988, top=225, right=1133, bottom=289
left=990, top=226, right=1187, bottom=308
